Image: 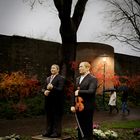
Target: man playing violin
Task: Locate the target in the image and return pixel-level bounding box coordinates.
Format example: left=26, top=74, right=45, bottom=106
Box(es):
left=71, top=61, right=97, bottom=140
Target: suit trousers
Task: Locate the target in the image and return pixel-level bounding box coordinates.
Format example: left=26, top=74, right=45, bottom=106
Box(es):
left=45, top=99, right=63, bottom=135
left=77, top=109, right=94, bottom=140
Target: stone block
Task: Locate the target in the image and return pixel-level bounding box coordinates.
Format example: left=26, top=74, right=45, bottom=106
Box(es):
left=32, top=135, right=71, bottom=140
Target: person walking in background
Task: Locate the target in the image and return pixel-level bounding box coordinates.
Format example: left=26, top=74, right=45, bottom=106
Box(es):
left=120, top=82, right=130, bottom=115
left=71, top=61, right=98, bottom=140
left=108, top=90, right=119, bottom=114
left=42, top=64, right=65, bottom=138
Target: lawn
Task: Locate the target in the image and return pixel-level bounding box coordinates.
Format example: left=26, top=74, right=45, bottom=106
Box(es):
left=0, top=120, right=140, bottom=140
left=100, top=120, right=140, bottom=140
left=101, top=120, right=140, bottom=129
left=63, top=120, right=140, bottom=140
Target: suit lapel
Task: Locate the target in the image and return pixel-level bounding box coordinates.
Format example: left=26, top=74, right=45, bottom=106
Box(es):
left=79, top=74, right=89, bottom=86
left=51, top=74, right=58, bottom=84
left=77, top=77, right=80, bottom=86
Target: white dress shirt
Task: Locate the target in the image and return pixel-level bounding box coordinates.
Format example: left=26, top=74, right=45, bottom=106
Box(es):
left=79, top=71, right=90, bottom=84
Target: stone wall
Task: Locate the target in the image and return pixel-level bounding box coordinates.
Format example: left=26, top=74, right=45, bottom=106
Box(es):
left=0, top=35, right=61, bottom=82
left=0, top=34, right=139, bottom=85
left=114, top=53, right=140, bottom=76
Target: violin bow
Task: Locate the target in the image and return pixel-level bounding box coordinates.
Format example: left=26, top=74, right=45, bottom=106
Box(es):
left=74, top=86, right=84, bottom=138
left=75, top=112, right=84, bottom=138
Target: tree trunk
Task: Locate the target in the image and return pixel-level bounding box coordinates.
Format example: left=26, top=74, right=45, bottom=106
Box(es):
left=53, top=0, right=88, bottom=79
left=60, top=18, right=77, bottom=79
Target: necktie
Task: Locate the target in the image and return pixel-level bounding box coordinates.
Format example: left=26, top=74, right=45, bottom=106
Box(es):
left=50, top=75, right=54, bottom=83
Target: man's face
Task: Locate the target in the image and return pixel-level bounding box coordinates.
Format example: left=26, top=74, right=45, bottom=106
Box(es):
left=51, top=65, right=59, bottom=75
left=79, top=62, right=88, bottom=75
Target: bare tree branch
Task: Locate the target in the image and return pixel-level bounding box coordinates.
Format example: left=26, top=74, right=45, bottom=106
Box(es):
left=104, top=33, right=140, bottom=51
left=23, top=0, right=48, bottom=9
left=72, top=0, right=88, bottom=31
left=134, top=0, right=140, bottom=6
left=104, top=0, right=140, bottom=51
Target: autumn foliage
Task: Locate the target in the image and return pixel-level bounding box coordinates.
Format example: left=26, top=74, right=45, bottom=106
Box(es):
left=0, top=71, right=40, bottom=112
left=0, top=71, right=40, bottom=98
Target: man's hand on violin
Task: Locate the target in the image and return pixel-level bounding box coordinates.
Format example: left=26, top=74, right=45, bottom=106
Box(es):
left=70, top=106, right=76, bottom=113
left=47, top=83, right=53, bottom=90
left=44, top=90, right=50, bottom=96
left=75, top=90, right=79, bottom=96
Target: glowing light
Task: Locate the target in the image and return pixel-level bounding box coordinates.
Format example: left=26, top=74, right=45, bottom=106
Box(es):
left=103, top=57, right=106, bottom=62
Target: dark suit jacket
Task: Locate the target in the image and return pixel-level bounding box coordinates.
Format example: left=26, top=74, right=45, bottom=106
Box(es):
left=44, top=74, right=65, bottom=113
left=74, top=74, right=97, bottom=110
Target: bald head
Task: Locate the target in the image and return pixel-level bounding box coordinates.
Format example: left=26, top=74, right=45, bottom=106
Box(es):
left=79, top=62, right=91, bottom=75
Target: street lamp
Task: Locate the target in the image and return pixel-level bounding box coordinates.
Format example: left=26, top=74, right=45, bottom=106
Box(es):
left=102, top=56, right=107, bottom=109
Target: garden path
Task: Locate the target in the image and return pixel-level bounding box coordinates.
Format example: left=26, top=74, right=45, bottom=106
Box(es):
left=0, top=107, right=140, bottom=137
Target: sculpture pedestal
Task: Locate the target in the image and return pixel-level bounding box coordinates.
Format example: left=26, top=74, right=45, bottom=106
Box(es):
left=32, top=135, right=71, bottom=140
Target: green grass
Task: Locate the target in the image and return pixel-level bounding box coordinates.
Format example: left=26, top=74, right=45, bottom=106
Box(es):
left=101, top=120, right=140, bottom=129
left=63, top=120, right=140, bottom=140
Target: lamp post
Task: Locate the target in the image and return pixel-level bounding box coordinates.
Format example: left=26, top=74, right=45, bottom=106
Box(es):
left=102, top=57, right=106, bottom=109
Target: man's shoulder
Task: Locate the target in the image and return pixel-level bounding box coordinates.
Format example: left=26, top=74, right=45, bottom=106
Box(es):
left=57, top=74, right=65, bottom=80
left=89, top=74, right=98, bottom=84
left=89, top=74, right=97, bottom=79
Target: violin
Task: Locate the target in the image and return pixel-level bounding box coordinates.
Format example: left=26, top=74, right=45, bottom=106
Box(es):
left=75, top=96, right=84, bottom=112
left=74, top=88, right=84, bottom=138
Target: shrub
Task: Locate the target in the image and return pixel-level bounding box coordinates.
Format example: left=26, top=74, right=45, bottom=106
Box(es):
left=0, top=71, right=41, bottom=118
